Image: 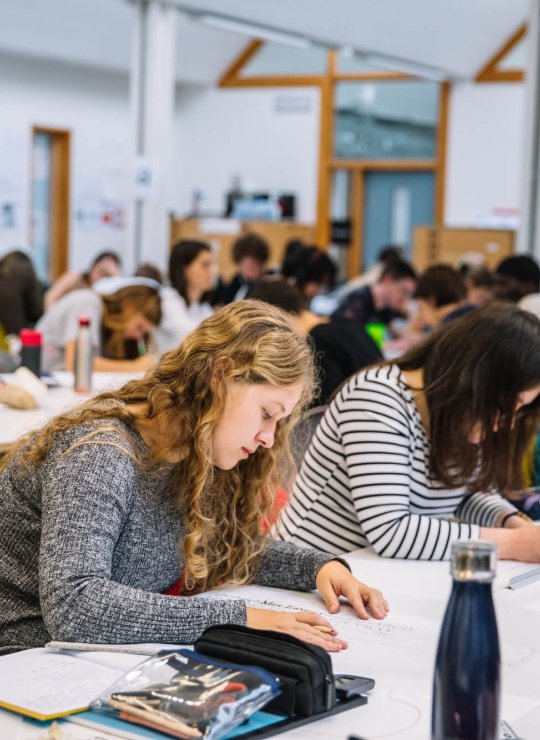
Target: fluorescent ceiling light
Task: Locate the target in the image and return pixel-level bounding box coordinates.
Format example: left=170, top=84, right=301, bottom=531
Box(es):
left=199, top=14, right=312, bottom=49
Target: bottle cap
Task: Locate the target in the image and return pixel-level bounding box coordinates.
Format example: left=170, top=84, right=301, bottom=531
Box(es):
left=78, top=316, right=91, bottom=327
left=19, top=329, right=42, bottom=347
left=451, top=541, right=497, bottom=582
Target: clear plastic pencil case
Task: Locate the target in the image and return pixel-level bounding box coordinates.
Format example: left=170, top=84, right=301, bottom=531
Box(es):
left=91, top=648, right=280, bottom=740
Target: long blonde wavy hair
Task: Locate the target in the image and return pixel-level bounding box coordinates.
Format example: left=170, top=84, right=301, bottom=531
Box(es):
left=2, top=301, right=316, bottom=593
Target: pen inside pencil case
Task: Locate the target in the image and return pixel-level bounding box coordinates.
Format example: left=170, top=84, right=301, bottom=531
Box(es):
left=92, top=648, right=279, bottom=739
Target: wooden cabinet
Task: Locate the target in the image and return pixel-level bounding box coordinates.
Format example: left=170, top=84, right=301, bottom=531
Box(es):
left=170, top=218, right=316, bottom=280
left=413, top=226, right=515, bottom=271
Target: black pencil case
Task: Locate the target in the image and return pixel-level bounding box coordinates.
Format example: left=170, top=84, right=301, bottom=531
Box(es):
left=194, top=624, right=374, bottom=725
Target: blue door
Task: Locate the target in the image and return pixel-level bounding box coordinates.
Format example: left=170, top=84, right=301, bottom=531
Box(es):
left=31, top=132, right=53, bottom=282
left=362, top=170, right=434, bottom=269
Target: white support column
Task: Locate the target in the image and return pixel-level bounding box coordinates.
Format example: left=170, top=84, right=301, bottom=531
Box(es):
left=127, top=0, right=177, bottom=273
left=519, top=0, right=540, bottom=256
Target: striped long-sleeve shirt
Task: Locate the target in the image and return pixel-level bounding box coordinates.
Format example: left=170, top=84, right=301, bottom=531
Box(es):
left=277, top=364, right=518, bottom=559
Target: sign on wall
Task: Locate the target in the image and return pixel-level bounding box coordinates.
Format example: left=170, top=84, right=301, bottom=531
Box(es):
left=134, top=156, right=158, bottom=201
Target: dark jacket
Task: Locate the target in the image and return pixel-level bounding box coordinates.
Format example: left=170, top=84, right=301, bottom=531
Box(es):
left=309, top=319, right=382, bottom=405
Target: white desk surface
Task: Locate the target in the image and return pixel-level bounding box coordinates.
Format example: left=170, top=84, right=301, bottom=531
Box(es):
left=2, top=549, right=540, bottom=739
left=0, top=372, right=140, bottom=451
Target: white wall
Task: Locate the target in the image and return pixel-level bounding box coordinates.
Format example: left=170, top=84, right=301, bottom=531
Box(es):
left=0, top=54, right=321, bottom=276
left=445, top=81, right=527, bottom=226
left=0, top=48, right=529, bottom=274
left=0, top=53, right=131, bottom=272
left=173, top=85, right=321, bottom=224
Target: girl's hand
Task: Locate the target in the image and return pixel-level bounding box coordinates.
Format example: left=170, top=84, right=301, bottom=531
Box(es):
left=315, top=560, right=389, bottom=620
left=245, top=607, right=348, bottom=652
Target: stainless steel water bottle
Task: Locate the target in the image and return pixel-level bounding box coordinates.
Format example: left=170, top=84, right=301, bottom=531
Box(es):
left=74, top=316, right=93, bottom=393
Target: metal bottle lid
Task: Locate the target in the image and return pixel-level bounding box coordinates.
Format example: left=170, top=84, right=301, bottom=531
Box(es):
left=451, top=541, right=497, bottom=582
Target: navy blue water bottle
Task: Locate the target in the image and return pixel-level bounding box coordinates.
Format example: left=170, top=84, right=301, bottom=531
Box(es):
left=431, top=541, right=500, bottom=740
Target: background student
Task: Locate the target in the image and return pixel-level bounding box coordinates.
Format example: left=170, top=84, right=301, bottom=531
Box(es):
left=249, top=277, right=381, bottom=406
left=281, top=244, right=337, bottom=309
left=213, top=233, right=270, bottom=305
left=0, top=301, right=388, bottom=656
left=44, top=250, right=121, bottom=310
left=0, top=249, right=43, bottom=336
left=278, top=303, right=540, bottom=561
left=400, top=264, right=472, bottom=342
left=37, top=277, right=161, bottom=372
left=332, top=260, right=417, bottom=332
left=155, top=240, right=215, bottom=353
left=493, top=255, right=540, bottom=302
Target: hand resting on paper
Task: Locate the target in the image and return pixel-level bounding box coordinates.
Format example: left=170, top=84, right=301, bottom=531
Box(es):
left=246, top=561, right=389, bottom=653
left=246, top=607, right=348, bottom=652
left=315, top=560, right=389, bottom=620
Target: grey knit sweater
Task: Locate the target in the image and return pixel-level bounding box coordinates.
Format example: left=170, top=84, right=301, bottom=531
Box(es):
left=0, top=420, right=336, bottom=655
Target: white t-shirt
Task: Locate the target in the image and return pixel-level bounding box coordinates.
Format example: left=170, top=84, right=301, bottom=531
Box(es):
left=37, top=290, right=102, bottom=372
left=154, top=287, right=213, bottom=354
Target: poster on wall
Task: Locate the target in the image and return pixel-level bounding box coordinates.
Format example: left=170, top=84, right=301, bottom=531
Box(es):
left=74, top=170, right=127, bottom=232
left=0, top=128, right=25, bottom=230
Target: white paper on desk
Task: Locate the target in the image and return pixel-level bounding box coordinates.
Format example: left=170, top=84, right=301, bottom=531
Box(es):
left=203, top=585, right=535, bottom=672
left=202, top=585, right=439, bottom=653
left=0, top=648, right=123, bottom=720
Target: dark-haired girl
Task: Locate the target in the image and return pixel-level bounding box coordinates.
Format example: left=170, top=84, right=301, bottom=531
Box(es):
left=155, top=240, right=215, bottom=353
left=278, top=303, right=540, bottom=561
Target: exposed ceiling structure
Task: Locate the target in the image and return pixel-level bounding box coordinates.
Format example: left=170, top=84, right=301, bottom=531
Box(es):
left=0, top=0, right=531, bottom=85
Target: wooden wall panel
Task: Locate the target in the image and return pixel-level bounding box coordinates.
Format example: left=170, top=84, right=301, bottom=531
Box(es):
left=170, top=218, right=316, bottom=281
left=413, top=226, right=515, bottom=272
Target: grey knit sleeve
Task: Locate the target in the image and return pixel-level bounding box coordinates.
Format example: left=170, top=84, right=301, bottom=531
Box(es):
left=39, top=440, right=247, bottom=645
left=254, top=540, right=348, bottom=591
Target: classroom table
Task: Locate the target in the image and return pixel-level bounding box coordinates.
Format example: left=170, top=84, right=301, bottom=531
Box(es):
left=0, top=371, right=140, bottom=453
left=2, top=548, right=540, bottom=739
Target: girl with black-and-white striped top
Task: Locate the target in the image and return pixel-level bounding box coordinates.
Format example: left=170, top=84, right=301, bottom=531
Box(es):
left=278, top=303, right=540, bottom=562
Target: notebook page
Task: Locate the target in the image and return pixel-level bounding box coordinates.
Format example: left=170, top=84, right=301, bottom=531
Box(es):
left=0, top=648, right=123, bottom=720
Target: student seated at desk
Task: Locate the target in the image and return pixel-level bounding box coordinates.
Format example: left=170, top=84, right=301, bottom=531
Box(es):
left=0, top=301, right=388, bottom=656
left=213, top=233, right=270, bottom=306
left=331, top=260, right=416, bottom=333
left=37, top=277, right=161, bottom=373
left=154, top=240, right=214, bottom=353
left=44, top=250, right=121, bottom=310
left=277, top=303, right=540, bottom=561
left=248, top=277, right=382, bottom=406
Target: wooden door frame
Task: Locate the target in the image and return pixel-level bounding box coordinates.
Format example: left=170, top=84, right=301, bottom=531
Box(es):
left=31, top=126, right=71, bottom=280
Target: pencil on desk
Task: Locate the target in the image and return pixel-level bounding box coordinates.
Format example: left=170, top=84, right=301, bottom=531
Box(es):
left=315, top=625, right=334, bottom=634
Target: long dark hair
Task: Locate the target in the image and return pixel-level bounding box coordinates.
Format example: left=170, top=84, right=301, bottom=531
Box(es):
left=169, top=240, right=213, bottom=306
left=396, top=302, right=540, bottom=493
